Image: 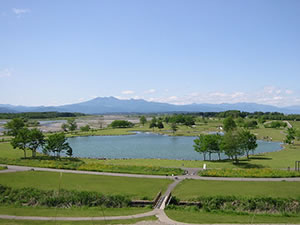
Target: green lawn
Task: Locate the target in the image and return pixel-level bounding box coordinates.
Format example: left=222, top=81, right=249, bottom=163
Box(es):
left=0, top=171, right=172, bottom=200
left=173, top=179, right=300, bottom=200
left=0, top=205, right=151, bottom=217
left=166, top=209, right=300, bottom=224
left=0, top=143, right=32, bottom=159
left=0, top=216, right=156, bottom=225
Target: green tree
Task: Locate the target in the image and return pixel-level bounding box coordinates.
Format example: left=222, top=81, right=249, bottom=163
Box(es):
left=184, top=116, right=195, bottom=127
left=67, top=118, right=77, bottom=131
left=171, top=123, right=178, bottom=134
left=27, top=128, right=45, bottom=158
left=61, top=123, right=68, bottom=132
left=43, top=133, right=72, bottom=157
left=220, top=131, right=243, bottom=163
left=111, top=120, right=134, bottom=128
left=223, top=116, right=237, bottom=132
left=10, top=128, right=30, bottom=158
left=193, top=134, right=207, bottom=160
left=149, top=117, right=157, bottom=131
left=139, top=116, right=147, bottom=126
left=80, top=125, right=90, bottom=132
left=157, top=121, right=164, bottom=130
left=238, top=129, right=257, bottom=159
left=285, top=128, right=296, bottom=145
left=4, top=118, right=25, bottom=136
left=193, top=134, right=222, bottom=161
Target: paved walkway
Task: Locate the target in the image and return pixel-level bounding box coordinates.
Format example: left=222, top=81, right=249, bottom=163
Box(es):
left=1, top=164, right=300, bottom=224
left=0, top=210, right=158, bottom=221
left=1, top=164, right=300, bottom=181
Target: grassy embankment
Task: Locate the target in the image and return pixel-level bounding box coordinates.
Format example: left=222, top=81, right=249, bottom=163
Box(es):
left=0, top=205, right=151, bottom=217
left=0, top=171, right=172, bottom=200
left=173, top=179, right=300, bottom=200
left=166, top=179, right=300, bottom=224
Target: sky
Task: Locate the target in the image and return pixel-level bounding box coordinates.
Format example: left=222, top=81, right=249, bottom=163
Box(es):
left=1, top=0, right=300, bottom=107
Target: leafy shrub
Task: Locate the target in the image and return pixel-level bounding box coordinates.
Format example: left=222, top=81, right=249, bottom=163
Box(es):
left=110, top=120, right=134, bottom=128
left=0, top=184, right=130, bottom=208
left=200, top=168, right=300, bottom=178
left=168, top=196, right=300, bottom=214
left=78, top=163, right=183, bottom=176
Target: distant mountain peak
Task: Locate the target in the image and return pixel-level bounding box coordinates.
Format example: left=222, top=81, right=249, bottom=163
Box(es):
left=1, top=97, right=300, bottom=114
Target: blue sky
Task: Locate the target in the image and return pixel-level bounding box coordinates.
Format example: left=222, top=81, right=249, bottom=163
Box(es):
left=1, top=0, right=300, bottom=106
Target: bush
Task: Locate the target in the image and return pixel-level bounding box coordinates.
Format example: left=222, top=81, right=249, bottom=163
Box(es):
left=199, top=168, right=300, bottom=178
left=0, top=184, right=131, bottom=208
left=110, top=120, right=134, bottom=128
left=168, top=196, right=300, bottom=214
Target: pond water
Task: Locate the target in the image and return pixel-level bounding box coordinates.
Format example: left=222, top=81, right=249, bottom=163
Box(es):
left=67, top=132, right=283, bottom=160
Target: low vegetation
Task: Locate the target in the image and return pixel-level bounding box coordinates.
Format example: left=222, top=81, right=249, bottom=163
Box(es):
left=169, top=196, right=300, bottom=214
left=200, top=168, right=300, bottom=178
left=0, top=184, right=131, bottom=208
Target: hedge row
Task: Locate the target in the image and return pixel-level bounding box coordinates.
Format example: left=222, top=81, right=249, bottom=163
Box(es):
left=169, top=196, right=300, bottom=214
left=0, top=184, right=130, bottom=208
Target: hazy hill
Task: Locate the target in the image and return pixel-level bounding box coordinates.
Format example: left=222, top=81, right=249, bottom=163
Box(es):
left=1, top=97, right=300, bottom=114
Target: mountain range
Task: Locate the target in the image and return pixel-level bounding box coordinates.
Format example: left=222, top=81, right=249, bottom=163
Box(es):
left=1, top=97, right=300, bottom=114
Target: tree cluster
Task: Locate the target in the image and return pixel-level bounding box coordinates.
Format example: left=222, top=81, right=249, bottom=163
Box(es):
left=61, top=118, right=78, bottom=132
left=164, top=115, right=195, bottom=127
left=264, top=121, right=287, bottom=129
left=0, top=112, right=84, bottom=120
left=110, top=120, right=134, bottom=128
left=194, top=116, right=257, bottom=163
left=5, top=118, right=72, bottom=158
left=149, top=117, right=164, bottom=130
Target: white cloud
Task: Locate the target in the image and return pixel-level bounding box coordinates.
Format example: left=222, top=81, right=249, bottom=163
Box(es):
left=144, top=89, right=156, bottom=94
left=12, top=8, right=31, bottom=15
left=121, top=90, right=135, bottom=95
left=0, top=68, right=13, bottom=78
left=142, top=86, right=299, bottom=107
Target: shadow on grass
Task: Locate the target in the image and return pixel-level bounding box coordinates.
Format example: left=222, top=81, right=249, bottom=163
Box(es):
left=233, top=162, right=265, bottom=169
left=21, top=156, right=82, bottom=162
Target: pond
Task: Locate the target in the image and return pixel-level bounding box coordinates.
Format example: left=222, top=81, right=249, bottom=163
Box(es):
left=67, top=132, right=283, bottom=160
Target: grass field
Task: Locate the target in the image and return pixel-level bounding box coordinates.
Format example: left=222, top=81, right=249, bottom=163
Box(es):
left=0, top=171, right=172, bottom=200
left=165, top=209, right=300, bottom=224
left=173, top=179, right=300, bottom=200
left=0, top=216, right=156, bottom=225
left=0, top=205, right=151, bottom=217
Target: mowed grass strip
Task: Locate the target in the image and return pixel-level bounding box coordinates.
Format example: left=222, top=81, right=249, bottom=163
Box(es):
left=0, top=216, right=157, bottom=225
left=0, top=171, right=172, bottom=200
left=173, top=179, right=300, bottom=200
left=165, top=209, right=300, bottom=224
left=0, top=205, right=151, bottom=217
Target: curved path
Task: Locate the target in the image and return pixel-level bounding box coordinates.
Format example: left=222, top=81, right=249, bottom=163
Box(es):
left=0, top=164, right=300, bottom=224
left=1, top=164, right=300, bottom=181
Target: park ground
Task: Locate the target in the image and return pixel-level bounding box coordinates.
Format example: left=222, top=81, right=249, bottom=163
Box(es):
left=1, top=117, right=300, bottom=224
